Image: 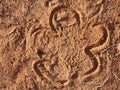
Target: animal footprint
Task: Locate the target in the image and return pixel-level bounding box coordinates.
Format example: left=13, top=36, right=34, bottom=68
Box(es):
left=82, top=25, right=110, bottom=81
left=29, top=4, right=110, bottom=88
left=49, top=5, right=80, bottom=32
left=32, top=56, right=71, bottom=88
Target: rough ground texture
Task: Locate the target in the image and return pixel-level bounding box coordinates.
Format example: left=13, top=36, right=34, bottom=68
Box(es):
left=0, top=0, right=120, bottom=90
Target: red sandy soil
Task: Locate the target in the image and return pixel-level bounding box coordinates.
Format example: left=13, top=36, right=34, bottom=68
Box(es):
left=0, top=0, right=120, bottom=90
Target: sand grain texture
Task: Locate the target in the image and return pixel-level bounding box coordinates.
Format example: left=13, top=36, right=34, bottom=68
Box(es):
left=0, top=0, right=120, bottom=90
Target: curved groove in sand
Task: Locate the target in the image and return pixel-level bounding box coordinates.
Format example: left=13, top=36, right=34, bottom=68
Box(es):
left=33, top=59, right=70, bottom=88
left=49, top=5, right=80, bottom=32
left=83, top=25, right=110, bottom=80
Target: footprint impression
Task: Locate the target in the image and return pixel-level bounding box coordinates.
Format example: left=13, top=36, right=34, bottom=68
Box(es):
left=29, top=4, right=110, bottom=89
left=82, top=25, right=110, bottom=81
left=49, top=5, right=80, bottom=32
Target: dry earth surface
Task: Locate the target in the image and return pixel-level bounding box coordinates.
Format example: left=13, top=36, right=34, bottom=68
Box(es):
left=0, top=0, right=120, bottom=90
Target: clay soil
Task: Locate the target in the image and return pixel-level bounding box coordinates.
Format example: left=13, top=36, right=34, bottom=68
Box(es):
left=0, top=0, right=120, bottom=90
